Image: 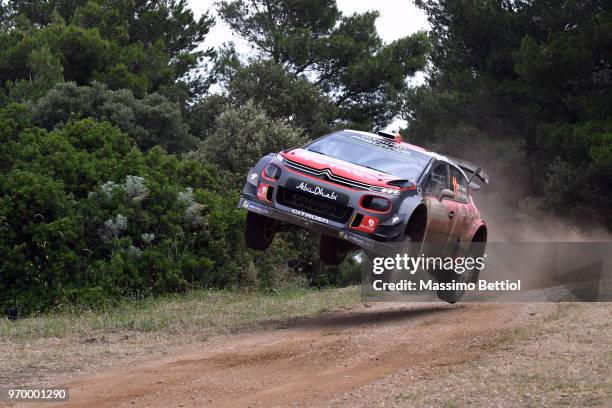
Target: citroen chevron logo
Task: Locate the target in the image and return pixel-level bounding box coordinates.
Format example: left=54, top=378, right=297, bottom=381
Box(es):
left=286, top=159, right=378, bottom=191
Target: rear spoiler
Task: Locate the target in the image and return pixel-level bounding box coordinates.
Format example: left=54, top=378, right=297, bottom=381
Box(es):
left=447, top=156, right=490, bottom=185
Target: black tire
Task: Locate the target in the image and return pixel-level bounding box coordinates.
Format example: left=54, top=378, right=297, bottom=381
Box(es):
left=436, top=239, right=486, bottom=304
left=244, top=212, right=276, bottom=251
left=319, top=234, right=350, bottom=265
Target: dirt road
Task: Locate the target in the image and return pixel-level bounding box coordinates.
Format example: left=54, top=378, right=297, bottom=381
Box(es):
left=9, top=300, right=592, bottom=408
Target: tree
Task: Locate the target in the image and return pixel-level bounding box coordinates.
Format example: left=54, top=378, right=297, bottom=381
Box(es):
left=218, top=0, right=340, bottom=68
left=0, top=0, right=214, bottom=100
left=217, top=0, right=430, bottom=129
left=32, top=81, right=196, bottom=153
left=405, top=0, right=612, bottom=226
left=2, top=1, right=88, bottom=27
left=227, top=59, right=337, bottom=136
left=188, top=100, right=304, bottom=180
left=185, top=93, right=231, bottom=141
left=7, top=0, right=213, bottom=57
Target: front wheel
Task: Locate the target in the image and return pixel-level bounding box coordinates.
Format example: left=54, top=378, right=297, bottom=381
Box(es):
left=244, top=212, right=276, bottom=250
left=319, top=234, right=351, bottom=265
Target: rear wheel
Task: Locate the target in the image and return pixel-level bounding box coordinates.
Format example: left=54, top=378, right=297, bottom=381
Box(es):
left=244, top=212, right=276, bottom=250
left=436, top=230, right=487, bottom=304
left=319, top=234, right=350, bottom=265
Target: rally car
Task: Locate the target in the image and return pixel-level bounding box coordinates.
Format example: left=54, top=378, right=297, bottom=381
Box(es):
left=238, top=130, right=488, bottom=296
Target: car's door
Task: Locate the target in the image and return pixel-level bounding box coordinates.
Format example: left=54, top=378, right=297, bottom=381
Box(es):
left=448, top=165, right=471, bottom=247
left=423, top=161, right=455, bottom=247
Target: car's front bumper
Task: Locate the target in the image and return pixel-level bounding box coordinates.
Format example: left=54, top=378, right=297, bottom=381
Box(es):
left=238, top=197, right=399, bottom=253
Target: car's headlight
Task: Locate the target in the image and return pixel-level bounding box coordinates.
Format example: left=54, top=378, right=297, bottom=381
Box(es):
left=263, top=163, right=281, bottom=180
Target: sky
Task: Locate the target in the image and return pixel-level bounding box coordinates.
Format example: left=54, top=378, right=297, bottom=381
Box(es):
left=187, top=0, right=430, bottom=130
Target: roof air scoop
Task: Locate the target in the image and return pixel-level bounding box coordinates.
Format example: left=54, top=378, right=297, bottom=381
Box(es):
left=377, top=131, right=403, bottom=144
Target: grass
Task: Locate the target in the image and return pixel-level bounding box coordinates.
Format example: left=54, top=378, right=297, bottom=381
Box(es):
left=0, top=286, right=360, bottom=341
left=481, top=302, right=575, bottom=350
left=0, top=286, right=361, bottom=386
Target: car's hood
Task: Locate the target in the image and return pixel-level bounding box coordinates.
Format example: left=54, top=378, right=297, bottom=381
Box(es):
left=281, top=148, right=400, bottom=188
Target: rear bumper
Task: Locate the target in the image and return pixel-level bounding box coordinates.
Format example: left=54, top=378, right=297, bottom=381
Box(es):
left=238, top=197, right=396, bottom=252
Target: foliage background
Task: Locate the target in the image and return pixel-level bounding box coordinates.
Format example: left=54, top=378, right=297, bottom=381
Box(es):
left=0, top=0, right=610, bottom=314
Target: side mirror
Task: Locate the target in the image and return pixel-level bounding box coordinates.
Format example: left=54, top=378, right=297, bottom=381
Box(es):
left=468, top=181, right=480, bottom=191
left=438, top=188, right=454, bottom=201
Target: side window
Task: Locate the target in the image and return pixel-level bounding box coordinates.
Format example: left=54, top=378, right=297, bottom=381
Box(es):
left=426, top=162, right=449, bottom=197
left=450, top=166, right=469, bottom=202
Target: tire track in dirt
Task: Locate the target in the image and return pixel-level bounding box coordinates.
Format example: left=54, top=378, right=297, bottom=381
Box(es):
left=14, top=302, right=553, bottom=408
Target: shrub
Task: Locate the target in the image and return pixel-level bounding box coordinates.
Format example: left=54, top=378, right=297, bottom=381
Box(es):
left=31, top=82, right=196, bottom=153
left=187, top=101, right=304, bottom=188
left=0, top=107, right=247, bottom=314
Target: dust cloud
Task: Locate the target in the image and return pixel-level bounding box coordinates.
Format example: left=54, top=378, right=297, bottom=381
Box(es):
left=474, top=173, right=612, bottom=243
left=438, top=138, right=612, bottom=243
left=467, top=159, right=611, bottom=297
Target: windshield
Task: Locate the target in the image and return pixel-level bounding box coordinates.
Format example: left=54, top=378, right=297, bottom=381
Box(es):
left=305, top=131, right=431, bottom=180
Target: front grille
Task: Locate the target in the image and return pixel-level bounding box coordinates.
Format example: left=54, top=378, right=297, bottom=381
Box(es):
left=277, top=186, right=353, bottom=223
left=285, top=158, right=383, bottom=192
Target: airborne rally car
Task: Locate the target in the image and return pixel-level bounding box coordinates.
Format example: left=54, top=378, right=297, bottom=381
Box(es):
left=238, top=129, right=488, bottom=284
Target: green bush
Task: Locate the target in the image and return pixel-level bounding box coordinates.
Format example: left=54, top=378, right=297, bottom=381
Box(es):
left=187, top=100, right=305, bottom=188
left=0, top=107, right=248, bottom=314
left=32, top=82, right=196, bottom=153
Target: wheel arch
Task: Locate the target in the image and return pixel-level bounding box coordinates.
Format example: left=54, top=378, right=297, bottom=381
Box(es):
left=472, top=224, right=487, bottom=242
left=404, top=203, right=428, bottom=242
